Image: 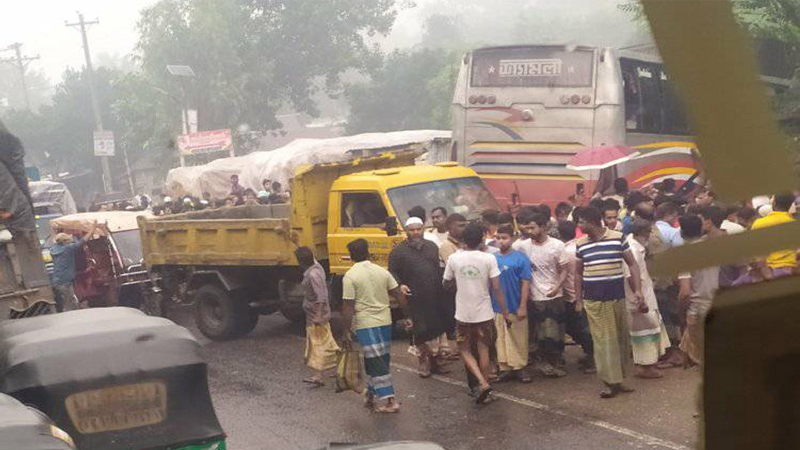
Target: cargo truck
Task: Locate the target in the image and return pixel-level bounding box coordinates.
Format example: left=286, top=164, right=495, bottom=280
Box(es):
left=139, top=151, right=500, bottom=340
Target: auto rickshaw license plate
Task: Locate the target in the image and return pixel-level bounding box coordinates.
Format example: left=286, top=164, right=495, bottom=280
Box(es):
left=65, top=381, right=167, bottom=434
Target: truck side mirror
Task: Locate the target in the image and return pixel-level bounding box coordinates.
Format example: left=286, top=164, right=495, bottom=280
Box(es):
left=385, top=217, right=398, bottom=236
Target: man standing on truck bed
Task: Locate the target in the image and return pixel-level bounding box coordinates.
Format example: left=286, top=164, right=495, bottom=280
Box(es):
left=51, top=221, right=99, bottom=312
left=389, top=217, right=449, bottom=378
left=342, top=239, right=411, bottom=413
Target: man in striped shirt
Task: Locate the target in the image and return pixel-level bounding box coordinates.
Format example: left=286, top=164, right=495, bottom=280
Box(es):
left=574, top=206, right=646, bottom=399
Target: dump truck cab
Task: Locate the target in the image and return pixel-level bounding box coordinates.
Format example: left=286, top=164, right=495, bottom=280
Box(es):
left=327, top=163, right=499, bottom=274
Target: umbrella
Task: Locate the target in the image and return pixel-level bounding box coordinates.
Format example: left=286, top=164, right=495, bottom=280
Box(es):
left=566, top=145, right=639, bottom=171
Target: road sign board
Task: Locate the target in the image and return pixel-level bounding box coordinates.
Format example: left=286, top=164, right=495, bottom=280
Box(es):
left=93, top=131, right=115, bottom=157
left=177, top=129, right=233, bottom=156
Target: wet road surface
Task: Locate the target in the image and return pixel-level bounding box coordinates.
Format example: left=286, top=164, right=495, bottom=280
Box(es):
left=172, top=311, right=700, bottom=450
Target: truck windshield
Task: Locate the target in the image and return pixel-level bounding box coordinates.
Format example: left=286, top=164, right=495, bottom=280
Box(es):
left=387, top=177, right=500, bottom=224
left=113, top=229, right=144, bottom=269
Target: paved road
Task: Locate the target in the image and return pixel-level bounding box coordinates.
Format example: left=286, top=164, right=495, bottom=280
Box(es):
left=172, top=311, right=701, bottom=450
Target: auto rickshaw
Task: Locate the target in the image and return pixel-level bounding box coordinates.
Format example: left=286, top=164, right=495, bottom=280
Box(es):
left=49, top=211, right=152, bottom=309
left=0, top=307, right=226, bottom=450
left=0, top=392, right=76, bottom=450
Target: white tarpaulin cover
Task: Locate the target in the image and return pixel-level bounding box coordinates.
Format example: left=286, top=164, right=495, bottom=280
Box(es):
left=29, top=181, right=77, bottom=215
left=164, top=130, right=451, bottom=199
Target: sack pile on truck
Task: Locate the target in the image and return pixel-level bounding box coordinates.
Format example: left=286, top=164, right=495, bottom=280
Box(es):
left=165, top=130, right=451, bottom=199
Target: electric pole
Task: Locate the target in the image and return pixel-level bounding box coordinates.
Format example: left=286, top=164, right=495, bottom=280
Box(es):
left=66, top=12, right=113, bottom=194
left=0, top=42, right=39, bottom=110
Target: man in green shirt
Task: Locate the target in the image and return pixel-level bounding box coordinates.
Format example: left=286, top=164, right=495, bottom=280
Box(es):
left=341, top=238, right=411, bottom=413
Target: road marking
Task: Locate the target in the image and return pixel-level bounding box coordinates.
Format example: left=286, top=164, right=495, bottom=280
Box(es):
left=391, top=362, right=692, bottom=450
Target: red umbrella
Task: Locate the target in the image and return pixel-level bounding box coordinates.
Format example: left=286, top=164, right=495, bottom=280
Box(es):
left=566, top=145, right=639, bottom=171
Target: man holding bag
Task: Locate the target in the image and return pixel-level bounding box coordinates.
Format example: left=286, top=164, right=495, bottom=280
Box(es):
left=341, top=239, right=411, bottom=413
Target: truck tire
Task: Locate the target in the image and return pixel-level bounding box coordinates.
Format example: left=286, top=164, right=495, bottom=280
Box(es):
left=280, top=303, right=306, bottom=324
left=194, top=284, right=257, bottom=340
left=278, top=280, right=306, bottom=324
left=141, top=291, right=164, bottom=317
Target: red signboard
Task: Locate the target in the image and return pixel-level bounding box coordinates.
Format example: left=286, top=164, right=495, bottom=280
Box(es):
left=177, top=129, right=233, bottom=156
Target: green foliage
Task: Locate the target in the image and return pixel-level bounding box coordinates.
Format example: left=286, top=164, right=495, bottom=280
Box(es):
left=135, top=0, right=398, bottom=131
left=3, top=68, right=121, bottom=173
left=735, top=0, right=800, bottom=44
left=3, top=0, right=401, bottom=188
left=618, top=0, right=800, bottom=44
left=345, top=49, right=460, bottom=134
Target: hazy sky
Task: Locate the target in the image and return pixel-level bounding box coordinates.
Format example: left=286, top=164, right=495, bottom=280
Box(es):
left=3, top=0, right=644, bottom=83
left=2, top=0, right=156, bottom=81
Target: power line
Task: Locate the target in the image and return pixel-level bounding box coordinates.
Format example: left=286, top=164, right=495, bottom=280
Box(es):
left=0, top=42, right=40, bottom=110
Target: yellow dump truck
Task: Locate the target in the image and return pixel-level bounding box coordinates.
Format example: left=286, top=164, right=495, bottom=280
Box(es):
left=139, top=151, right=499, bottom=340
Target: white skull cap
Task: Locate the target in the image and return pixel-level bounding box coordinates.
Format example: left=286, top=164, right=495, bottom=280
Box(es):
left=405, top=217, right=424, bottom=227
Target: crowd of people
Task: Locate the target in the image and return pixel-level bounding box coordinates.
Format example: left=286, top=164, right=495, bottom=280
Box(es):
left=299, top=177, right=798, bottom=412
left=86, top=174, right=291, bottom=216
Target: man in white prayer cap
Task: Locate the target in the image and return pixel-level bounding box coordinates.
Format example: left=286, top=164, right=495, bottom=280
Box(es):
left=388, top=216, right=451, bottom=377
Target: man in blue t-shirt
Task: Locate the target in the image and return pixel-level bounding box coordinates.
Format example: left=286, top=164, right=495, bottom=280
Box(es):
left=492, top=224, right=533, bottom=383
left=51, top=221, right=98, bottom=312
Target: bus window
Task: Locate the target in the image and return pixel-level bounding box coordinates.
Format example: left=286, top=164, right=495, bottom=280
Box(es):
left=659, top=70, right=691, bottom=135
left=622, top=58, right=689, bottom=135
left=636, top=63, right=662, bottom=133
left=622, top=67, right=641, bottom=130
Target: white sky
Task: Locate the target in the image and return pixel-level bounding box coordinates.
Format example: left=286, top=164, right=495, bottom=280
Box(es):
left=1, top=0, right=441, bottom=82
left=2, top=0, right=640, bottom=84
left=2, top=0, right=157, bottom=81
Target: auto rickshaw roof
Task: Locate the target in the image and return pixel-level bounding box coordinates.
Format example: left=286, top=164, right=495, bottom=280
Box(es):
left=50, top=211, right=152, bottom=235
left=0, top=307, right=203, bottom=393
left=0, top=393, right=75, bottom=449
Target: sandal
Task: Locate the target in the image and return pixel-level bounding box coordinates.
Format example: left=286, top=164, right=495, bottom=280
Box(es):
left=600, top=384, right=634, bottom=399
left=600, top=389, right=618, bottom=399
left=373, top=403, right=400, bottom=413
left=619, top=385, right=635, bottom=394
left=302, top=378, right=325, bottom=387
left=515, top=370, right=533, bottom=384
left=476, top=386, right=494, bottom=404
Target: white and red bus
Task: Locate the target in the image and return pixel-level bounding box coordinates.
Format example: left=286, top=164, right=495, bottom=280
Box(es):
left=450, top=44, right=788, bottom=207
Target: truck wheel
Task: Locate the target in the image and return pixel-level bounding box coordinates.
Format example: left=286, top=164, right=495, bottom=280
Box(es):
left=194, top=284, right=256, bottom=340
left=278, top=280, right=306, bottom=324
left=141, top=291, right=164, bottom=317
left=280, top=304, right=306, bottom=324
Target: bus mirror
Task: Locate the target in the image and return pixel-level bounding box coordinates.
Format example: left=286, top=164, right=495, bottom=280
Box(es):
left=385, top=217, right=398, bottom=237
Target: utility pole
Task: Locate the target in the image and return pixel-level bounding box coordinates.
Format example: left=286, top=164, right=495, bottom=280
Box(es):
left=0, top=42, right=39, bottom=110
left=66, top=12, right=113, bottom=194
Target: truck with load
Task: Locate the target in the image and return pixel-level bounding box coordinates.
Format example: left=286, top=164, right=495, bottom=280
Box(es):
left=1, top=123, right=54, bottom=318
left=139, top=151, right=499, bottom=340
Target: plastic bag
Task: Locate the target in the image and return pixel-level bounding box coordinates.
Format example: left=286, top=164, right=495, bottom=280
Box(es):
left=335, top=339, right=364, bottom=393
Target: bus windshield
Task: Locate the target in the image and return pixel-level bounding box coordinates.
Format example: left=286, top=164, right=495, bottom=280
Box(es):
left=387, top=177, right=500, bottom=224
left=471, top=46, right=595, bottom=88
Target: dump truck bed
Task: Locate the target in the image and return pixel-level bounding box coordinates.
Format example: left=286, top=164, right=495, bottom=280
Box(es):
left=139, top=204, right=298, bottom=267
left=140, top=151, right=420, bottom=269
